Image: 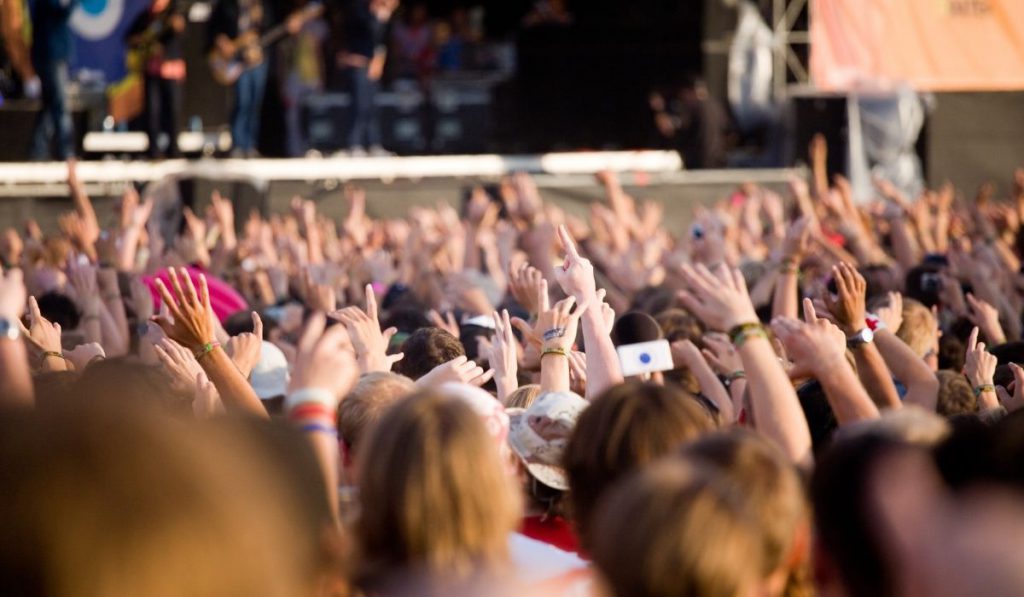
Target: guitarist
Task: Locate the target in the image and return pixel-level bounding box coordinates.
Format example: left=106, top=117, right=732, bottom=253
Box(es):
left=208, top=0, right=301, bottom=157
left=126, top=0, right=186, bottom=159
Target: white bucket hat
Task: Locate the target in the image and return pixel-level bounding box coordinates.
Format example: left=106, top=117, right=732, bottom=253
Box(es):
left=506, top=391, right=588, bottom=491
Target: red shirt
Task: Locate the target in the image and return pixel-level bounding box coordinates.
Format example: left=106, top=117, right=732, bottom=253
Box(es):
left=520, top=515, right=580, bottom=555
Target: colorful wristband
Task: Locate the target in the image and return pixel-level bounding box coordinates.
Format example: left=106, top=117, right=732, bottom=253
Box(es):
left=194, top=341, right=220, bottom=360
left=728, top=323, right=767, bottom=348
left=299, top=422, right=338, bottom=437
left=974, top=384, right=995, bottom=397
left=285, top=387, right=337, bottom=413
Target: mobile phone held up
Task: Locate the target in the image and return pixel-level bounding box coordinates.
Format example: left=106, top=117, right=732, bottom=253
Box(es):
left=617, top=340, right=675, bottom=378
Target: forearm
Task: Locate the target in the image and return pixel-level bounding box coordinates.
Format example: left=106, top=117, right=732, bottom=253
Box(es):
left=874, top=330, right=938, bottom=410
left=689, top=357, right=734, bottom=424
left=771, top=270, right=799, bottom=321
left=539, top=353, right=570, bottom=393
left=200, top=347, right=267, bottom=418
left=851, top=344, right=901, bottom=410
left=815, top=360, right=880, bottom=424
left=0, top=340, right=33, bottom=407
left=580, top=309, right=623, bottom=399
left=739, top=337, right=812, bottom=466
left=889, top=218, right=922, bottom=270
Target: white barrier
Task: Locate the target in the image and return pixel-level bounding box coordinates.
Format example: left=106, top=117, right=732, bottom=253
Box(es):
left=0, top=151, right=683, bottom=192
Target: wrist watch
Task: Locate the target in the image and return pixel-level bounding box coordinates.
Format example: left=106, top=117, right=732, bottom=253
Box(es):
left=0, top=317, right=21, bottom=341
left=847, top=327, right=874, bottom=349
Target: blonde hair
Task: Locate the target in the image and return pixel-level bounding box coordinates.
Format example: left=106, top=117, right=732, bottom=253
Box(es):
left=504, top=384, right=541, bottom=409
left=591, top=459, right=764, bottom=597
left=683, top=430, right=812, bottom=597
left=356, top=390, right=521, bottom=590
left=896, top=298, right=938, bottom=358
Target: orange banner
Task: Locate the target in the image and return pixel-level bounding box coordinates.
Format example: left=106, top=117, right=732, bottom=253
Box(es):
left=811, top=0, right=1024, bottom=91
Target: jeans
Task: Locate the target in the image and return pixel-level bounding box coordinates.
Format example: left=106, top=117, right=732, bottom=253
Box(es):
left=145, top=75, right=181, bottom=158
left=343, top=66, right=380, bottom=150
left=29, top=57, right=73, bottom=160
left=283, top=74, right=317, bottom=157
left=231, top=61, right=268, bottom=152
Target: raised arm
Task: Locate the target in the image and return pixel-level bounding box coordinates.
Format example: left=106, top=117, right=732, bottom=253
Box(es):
left=772, top=216, right=811, bottom=321
left=537, top=296, right=585, bottom=394
left=0, top=269, right=32, bottom=407
left=873, top=292, right=939, bottom=411
left=679, top=263, right=812, bottom=466
left=553, top=225, right=623, bottom=398
left=824, top=262, right=901, bottom=410
left=151, top=267, right=267, bottom=418
left=773, top=300, right=880, bottom=426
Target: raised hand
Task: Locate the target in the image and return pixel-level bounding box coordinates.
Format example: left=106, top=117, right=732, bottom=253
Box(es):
left=225, top=312, right=264, bottom=378
left=678, top=263, right=759, bottom=332
left=966, top=293, right=1007, bottom=345
left=489, top=309, right=519, bottom=401
left=330, top=284, right=404, bottom=374
left=288, top=312, right=358, bottom=400
left=508, top=262, right=547, bottom=316
left=539, top=296, right=587, bottom=354
left=771, top=299, right=848, bottom=378
left=0, top=268, right=26, bottom=320
left=427, top=309, right=461, bottom=338
left=701, top=332, right=744, bottom=376
left=553, top=224, right=597, bottom=305
left=963, top=326, right=998, bottom=410
left=415, top=355, right=495, bottom=388
left=150, top=267, right=216, bottom=352
left=823, top=262, right=867, bottom=335
left=154, top=337, right=209, bottom=396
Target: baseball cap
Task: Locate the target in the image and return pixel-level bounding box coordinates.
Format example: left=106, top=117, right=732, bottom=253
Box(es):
left=250, top=341, right=290, bottom=400
left=507, top=391, right=589, bottom=491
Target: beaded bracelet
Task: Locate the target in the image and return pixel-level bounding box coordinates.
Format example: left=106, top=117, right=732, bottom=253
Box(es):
left=728, top=323, right=767, bottom=348
left=194, top=341, right=220, bottom=360
left=974, top=384, right=995, bottom=397
left=541, top=347, right=569, bottom=359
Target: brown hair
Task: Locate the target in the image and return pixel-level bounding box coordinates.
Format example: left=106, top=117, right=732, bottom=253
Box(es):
left=591, top=459, right=764, bottom=597
left=935, top=369, right=978, bottom=417
left=356, top=389, right=521, bottom=590
left=564, top=381, right=713, bottom=550
left=338, top=372, right=415, bottom=455
left=683, top=429, right=812, bottom=597
left=0, top=406, right=328, bottom=597
left=392, top=328, right=466, bottom=380
left=503, top=383, right=541, bottom=409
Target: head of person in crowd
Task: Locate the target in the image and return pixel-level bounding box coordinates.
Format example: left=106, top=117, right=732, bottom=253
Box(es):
left=338, top=371, right=415, bottom=481
left=935, top=369, right=978, bottom=418
left=355, top=389, right=521, bottom=593
left=504, top=383, right=541, bottom=409
left=393, top=327, right=466, bottom=380
left=811, top=432, right=925, bottom=597
left=590, top=458, right=765, bottom=597
left=0, top=406, right=341, bottom=597
left=682, top=429, right=812, bottom=597
left=896, top=297, right=940, bottom=370
left=74, top=357, right=193, bottom=417
left=564, top=381, right=713, bottom=550
left=507, top=391, right=588, bottom=552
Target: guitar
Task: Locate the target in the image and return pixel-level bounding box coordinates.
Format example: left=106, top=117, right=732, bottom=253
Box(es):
left=108, top=11, right=180, bottom=124
left=208, top=3, right=323, bottom=86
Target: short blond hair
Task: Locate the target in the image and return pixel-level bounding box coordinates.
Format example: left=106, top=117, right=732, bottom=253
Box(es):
left=897, top=298, right=938, bottom=358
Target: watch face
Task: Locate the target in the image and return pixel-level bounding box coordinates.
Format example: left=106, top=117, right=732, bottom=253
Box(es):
left=861, top=328, right=874, bottom=343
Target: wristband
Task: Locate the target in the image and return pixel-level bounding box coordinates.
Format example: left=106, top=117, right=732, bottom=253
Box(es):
left=194, top=341, right=221, bottom=360
left=541, top=347, right=569, bottom=359
left=779, top=259, right=799, bottom=274
left=973, top=384, right=995, bottom=397
left=726, top=370, right=747, bottom=382
left=288, top=402, right=336, bottom=422
left=299, top=422, right=338, bottom=437
left=728, top=323, right=767, bottom=348
left=42, top=350, right=68, bottom=364
left=285, top=387, right=337, bottom=413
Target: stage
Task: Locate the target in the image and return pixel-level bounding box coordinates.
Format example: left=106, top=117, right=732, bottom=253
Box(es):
left=0, top=151, right=802, bottom=236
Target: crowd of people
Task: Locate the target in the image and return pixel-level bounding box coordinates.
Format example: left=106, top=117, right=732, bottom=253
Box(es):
left=4, top=143, right=1024, bottom=596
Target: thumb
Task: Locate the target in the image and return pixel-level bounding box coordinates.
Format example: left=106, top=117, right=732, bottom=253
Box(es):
left=251, top=311, right=263, bottom=339
left=150, top=315, right=174, bottom=338
left=510, top=317, right=537, bottom=341
left=387, top=352, right=405, bottom=365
